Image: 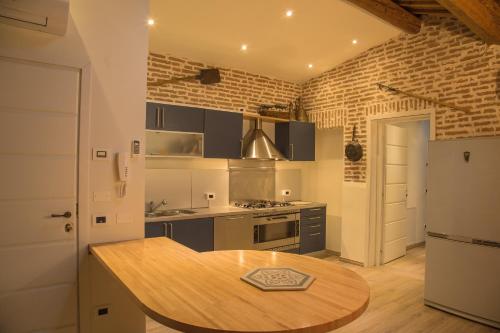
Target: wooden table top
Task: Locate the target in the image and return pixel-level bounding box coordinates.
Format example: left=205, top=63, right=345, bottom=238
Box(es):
left=90, top=238, right=369, bottom=333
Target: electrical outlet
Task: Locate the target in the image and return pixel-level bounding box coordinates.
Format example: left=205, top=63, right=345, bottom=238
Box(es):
left=205, top=192, right=216, bottom=200
left=95, top=305, right=111, bottom=318
left=92, top=214, right=114, bottom=227
left=281, top=189, right=292, bottom=197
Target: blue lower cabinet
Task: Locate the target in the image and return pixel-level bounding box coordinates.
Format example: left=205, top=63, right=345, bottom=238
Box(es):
left=299, top=208, right=326, bottom=254
left=145, top=218, right=214, bottom=252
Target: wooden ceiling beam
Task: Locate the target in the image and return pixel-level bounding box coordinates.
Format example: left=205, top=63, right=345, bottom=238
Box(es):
left=436, top=0, right=500, bottom=44
left=344, top=0, right=422, bottom=34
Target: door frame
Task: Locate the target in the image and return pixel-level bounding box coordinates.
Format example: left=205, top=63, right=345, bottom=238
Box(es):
left=0, top=55, right=91, bottom=331
left=77, top=64, right=92, bottom=332
left=365, top=110, right=435, bottom=267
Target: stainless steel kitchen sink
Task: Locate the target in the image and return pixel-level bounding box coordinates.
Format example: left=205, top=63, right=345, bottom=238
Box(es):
left=145, top=209, right=197, bottom=218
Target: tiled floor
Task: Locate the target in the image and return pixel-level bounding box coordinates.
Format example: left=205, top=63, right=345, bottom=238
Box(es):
left=146, top=247, right=499, bottom=333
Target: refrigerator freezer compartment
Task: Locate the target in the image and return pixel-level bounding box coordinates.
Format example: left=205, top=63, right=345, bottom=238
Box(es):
left=424, top=236, right=500, bottom=328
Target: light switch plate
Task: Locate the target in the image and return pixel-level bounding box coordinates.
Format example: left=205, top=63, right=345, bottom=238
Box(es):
left=93, top=148, right=110, bottom=161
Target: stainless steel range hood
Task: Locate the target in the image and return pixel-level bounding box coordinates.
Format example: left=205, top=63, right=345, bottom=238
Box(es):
left=242, top=118, right=286, bottom=160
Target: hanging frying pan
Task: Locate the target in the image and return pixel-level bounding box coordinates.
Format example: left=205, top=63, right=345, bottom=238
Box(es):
left=345, top=125, right=363, bottom=162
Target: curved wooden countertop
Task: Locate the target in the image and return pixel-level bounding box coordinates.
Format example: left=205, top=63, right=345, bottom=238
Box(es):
left=90, top=238, right=369, bottom=333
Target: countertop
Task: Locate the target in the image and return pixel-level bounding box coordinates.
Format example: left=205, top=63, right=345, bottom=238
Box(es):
left=90, top=237, right=369, bottom=333
left=145, top=201, right=327, bottom=223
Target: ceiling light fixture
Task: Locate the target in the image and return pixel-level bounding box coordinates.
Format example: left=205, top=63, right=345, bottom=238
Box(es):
left=307, top=64, right=313, bottom=69
left=241, top=44, right=248, bottom=51
left=352, top=39, right=358, bottom=45
left=285, top=10, right=294, bottom=17
left=147, top=18, right=155, bottom=26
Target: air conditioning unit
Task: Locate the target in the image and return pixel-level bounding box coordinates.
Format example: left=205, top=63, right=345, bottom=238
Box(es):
left=0, top=0, right=69, bottom=36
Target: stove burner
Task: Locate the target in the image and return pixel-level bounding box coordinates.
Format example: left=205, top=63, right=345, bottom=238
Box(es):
left=233, top=200, right=292, bottom=209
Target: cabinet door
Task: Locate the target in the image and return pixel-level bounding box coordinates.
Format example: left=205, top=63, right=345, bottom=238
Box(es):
left=170, top=218, right=214, bottom=252
left=275, top=121, right=315, bottom=161
left=204, top=110, right=243, bottom=159
left=289, top=121, right=315, bottom=161
left=146, top=102, right=162, bottom=130
left=146, top=102, right=205, bottom=132
left=164, top=104, right=204, bottom=133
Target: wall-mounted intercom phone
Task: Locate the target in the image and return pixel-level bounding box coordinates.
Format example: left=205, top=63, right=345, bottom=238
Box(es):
left=117, top=152, right=129, bottom=197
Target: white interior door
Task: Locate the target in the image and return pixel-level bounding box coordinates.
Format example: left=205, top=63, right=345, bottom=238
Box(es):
left=382, top=124, right=408, bottom=264
left=0, top=57, right=79, bottom=333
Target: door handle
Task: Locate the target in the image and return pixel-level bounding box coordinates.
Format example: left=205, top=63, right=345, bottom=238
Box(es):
left=51, top=211, right=72, bottom=218
left=155, top=107, right=161, bottom=128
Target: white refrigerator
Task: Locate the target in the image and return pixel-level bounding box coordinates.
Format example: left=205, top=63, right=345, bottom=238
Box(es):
left=425, top=137, right=500, bottom=328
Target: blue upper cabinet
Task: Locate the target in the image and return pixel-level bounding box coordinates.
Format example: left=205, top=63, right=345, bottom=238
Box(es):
left=146, top=102, right=204, bottom=133
left=204, top=109, right=243, bottom=159
left=275, top=121, right=315, bottom=161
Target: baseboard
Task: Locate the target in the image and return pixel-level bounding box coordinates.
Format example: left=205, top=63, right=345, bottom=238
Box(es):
left=325, top=249, right=341, bottom=257
left=339, top=257, right=364, bottom=267
left=304, top=249, right=330, bottom=259
left=424, top=299, right=500, bottom=329
left=407, top=241, right=426, bottom=250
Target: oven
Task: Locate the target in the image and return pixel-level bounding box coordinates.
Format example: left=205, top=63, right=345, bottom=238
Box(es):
left=252, top=211, right=300, bottom=252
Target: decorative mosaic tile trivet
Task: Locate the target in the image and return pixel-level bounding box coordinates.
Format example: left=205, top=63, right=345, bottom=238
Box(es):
left=241, top=268, right=315, bottom=291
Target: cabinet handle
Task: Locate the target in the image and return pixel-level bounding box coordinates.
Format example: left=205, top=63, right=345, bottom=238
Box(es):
left=240, top=139, right=244, bottom=158
left=310, top=208, right=321, bottom=211
left=309, top=224, right=321, bottom=228
left=307, top=216, right=321, bottom=220
left=161, top=108, right=166, bottom=128
left=226, top=216, right=246, bottom=220
left=155, top=107, right=161, bottom=128
left=290, top=143, right=294, bottom=160
left=163, top=222, right=174, bottom=239
left=309, top=232, right=321, bottom=236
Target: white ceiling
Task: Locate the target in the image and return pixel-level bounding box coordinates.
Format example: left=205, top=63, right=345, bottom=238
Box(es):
left=149, top=0, right=402, bottom=83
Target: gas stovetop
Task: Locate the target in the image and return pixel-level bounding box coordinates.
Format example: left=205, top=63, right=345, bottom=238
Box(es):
left=233, top=200, right=293, bottom=209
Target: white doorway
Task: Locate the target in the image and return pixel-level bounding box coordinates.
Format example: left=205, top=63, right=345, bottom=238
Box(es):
left=367, top=112, right=434, bottom=266
left=0, top=57, right=80, bottom=332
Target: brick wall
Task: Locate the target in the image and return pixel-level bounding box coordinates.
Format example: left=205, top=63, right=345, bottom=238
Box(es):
left=147, top=17, right=499, bottom=183
left=302, top=17, right=500, bottom=182
left=147, top=54, right=300, bottom=113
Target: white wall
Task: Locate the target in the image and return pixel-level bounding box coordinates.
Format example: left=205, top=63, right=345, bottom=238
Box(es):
left=399, top=120, right=429, bottom=246
left=0, top=1, right=149, bottom=332
left=277, top=127, right=344, bottom=253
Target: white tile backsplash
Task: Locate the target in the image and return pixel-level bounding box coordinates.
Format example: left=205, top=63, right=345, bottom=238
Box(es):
left=275, top=169, right=301, bottom=201
left=145, top=169, right=191, bottom=210
left=191, top=169, right=229, bottom=208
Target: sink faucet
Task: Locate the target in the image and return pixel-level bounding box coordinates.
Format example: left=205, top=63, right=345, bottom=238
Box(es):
left=149, top=199, right=168, bottom=213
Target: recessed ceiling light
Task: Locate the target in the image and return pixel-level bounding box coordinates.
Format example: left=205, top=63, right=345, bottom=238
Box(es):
left=352, top=39, right=358, bottom=45
left=286, top=10, right=294, bottom=17
left=147, top=18, right=155, bottom=26
left=241, top=44, right=248, bottom=51
left=307, top=64, right=313, bottom=69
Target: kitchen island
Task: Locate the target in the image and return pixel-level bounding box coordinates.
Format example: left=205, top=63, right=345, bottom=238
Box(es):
left=90, top=237, right=369, bottom=333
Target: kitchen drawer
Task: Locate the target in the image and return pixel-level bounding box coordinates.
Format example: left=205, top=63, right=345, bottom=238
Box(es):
left=301, top=214, right=325, bottom=226
left=300, top=206, right=326, bottom=218
left=300, top=231, right=326, bottom=254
